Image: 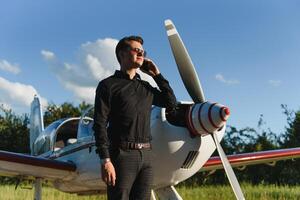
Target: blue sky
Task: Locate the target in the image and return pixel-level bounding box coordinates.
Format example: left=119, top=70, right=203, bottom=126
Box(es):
left=1, top=0, right=300, bottom=134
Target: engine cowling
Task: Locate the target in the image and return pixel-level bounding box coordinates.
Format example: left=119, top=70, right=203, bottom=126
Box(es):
left=186, top=101, right=230, bottom=136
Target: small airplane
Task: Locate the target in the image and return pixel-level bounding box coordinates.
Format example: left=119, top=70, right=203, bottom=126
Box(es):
left=1, top=19, right=300, bottom=200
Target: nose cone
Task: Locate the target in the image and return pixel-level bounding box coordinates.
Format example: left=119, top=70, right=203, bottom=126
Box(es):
left=187, top=102, right=231, bottom=137
left=221, top=107, right=230, bottom=121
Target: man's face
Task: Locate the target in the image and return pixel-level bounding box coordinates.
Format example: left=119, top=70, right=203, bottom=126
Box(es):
left=120, top=40, right=145, bottom=69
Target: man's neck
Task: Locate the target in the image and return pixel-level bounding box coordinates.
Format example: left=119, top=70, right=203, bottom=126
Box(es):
left=121, top=67, right=137, bottom=80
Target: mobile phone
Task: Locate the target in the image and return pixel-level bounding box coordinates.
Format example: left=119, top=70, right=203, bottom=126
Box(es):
left=140, top=60, right=150, bottom=72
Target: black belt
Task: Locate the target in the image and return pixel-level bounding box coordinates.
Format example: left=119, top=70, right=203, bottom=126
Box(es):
left=120, top=142, right=151, bottom=150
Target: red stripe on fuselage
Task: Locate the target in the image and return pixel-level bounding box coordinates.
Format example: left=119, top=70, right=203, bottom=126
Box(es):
left=204, top=148, right=300, bottom=167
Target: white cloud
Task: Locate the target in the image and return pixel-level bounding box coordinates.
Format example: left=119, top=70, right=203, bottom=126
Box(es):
left=0, top=77, right=48, bottom=112
left=268, top=80, right=281, bottom=87
left=41, top=50, right=56, bottom=61
left=0, top=102, right=11, bottom=111
left=0, top=59, right=21, bottom=74
left=42, top=37, right=158, bottom=103
left=63, top=82, right=95, bottom=103
left=41, top=38, right=119, bottom=103
left=85, top=54, right=112, bottom=80
left=215, top=73, right=239, bottom=85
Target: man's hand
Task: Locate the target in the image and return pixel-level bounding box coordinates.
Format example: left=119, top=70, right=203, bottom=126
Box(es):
left=101, top=161, right=116, bottom=186
left=140, top=58, right=160, bottom=77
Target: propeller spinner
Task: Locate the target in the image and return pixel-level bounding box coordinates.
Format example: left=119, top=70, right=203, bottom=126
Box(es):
left=164, top=19, right=245, bottom=200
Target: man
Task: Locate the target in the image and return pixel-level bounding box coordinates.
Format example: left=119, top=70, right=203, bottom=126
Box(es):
left=93, top=35, right=177, bottom=200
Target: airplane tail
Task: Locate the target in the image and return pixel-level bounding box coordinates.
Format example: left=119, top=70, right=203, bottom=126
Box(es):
left=29, top=95, right=44, bottom=155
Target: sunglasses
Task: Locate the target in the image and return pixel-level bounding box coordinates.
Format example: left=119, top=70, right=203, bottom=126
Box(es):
left=127, top=47, right=147, bottom=57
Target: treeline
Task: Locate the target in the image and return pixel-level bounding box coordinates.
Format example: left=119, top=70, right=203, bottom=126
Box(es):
left=0, top=102, right=91, bottom=153
left=0, top=103, right=300, bottom=185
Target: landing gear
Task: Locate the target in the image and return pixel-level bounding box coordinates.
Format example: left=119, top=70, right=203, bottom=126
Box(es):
left=151, top=186, right=183, bottom=200
left=34, top=178, right=42, bottom=200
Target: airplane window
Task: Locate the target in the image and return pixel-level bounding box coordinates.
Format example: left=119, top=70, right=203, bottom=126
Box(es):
left=78, top=106, right=94, bottom=139
left=67, top=138, right=77, bottom=145
left=54, top=119, right=79, bottom=149
left=33, top=121, right=60, bottom=155
left=44, top=121, right=61, bottom=135
left=34, top=136, right=51, bottom=155
left=55, top=140, right=65, bottom=149
left=77, top=118, right=93, bottom=138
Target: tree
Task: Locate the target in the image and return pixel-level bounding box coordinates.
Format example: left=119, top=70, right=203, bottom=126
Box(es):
left=0, top=105, right=29, bottom=153
left=44, top=101, right=92, bottom=126
left=274, top=105, right=300, bottom=185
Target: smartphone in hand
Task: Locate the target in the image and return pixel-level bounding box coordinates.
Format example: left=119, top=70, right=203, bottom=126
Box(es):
left=140, top=60, right=151, bottom=72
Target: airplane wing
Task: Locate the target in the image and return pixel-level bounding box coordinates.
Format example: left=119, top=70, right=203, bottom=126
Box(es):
left=0, top=150, right=77, bottom=181
left=201, top=147, right=300, bottom=171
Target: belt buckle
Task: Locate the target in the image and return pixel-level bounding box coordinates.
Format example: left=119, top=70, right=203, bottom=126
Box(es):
left=137, top=143, right=143, bottom=149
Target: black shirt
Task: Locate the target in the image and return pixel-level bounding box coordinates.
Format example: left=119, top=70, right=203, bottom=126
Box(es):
left=93, top=70, right=177, bottom=159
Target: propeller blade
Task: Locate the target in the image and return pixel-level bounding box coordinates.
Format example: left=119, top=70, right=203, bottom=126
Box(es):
left=164, top=19, right=205, bottom=103
left=212, top=133, right=245, bottom=200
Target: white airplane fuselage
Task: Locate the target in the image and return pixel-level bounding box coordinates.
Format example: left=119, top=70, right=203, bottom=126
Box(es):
left=37, top=106, right=224, bottom=194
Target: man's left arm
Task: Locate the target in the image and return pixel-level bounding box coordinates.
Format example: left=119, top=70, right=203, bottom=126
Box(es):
left=140, top=58, right=177, bottom=110
left=152, top=73, right=177, bottom=110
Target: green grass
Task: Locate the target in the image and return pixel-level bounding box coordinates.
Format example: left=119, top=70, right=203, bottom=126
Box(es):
left=177, top=183, right=300, bottom=200
left=1, top=183, right=300, bottom=199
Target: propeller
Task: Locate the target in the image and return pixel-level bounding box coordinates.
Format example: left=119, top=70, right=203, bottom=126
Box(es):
left=164, top=20, right=205, bottom=103
left=164, top=19, right=245, bottom=200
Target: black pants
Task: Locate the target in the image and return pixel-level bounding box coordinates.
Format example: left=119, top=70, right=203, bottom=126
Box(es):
left=107, top=148, right=153, bottom=200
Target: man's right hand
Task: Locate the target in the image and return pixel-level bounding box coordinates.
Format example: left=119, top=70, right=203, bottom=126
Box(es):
left=101, top=161, right=116, bottom=186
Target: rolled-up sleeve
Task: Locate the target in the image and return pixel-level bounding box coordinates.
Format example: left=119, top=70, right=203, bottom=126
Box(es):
left=93, top=82, right=111, bottom=159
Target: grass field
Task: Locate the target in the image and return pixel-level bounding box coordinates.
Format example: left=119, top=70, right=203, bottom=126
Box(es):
left=1, top=183, right=300, bottom=200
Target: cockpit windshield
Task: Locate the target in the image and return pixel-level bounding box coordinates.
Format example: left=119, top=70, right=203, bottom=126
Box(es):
left=54, top=119, right=79, bottom=150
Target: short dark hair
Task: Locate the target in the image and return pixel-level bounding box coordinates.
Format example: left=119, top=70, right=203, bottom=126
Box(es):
left=115, top=35, right=144, bottom=64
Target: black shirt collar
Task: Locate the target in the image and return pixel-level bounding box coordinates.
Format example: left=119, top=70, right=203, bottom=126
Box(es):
left=114, top=70, right=141, bottom=80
